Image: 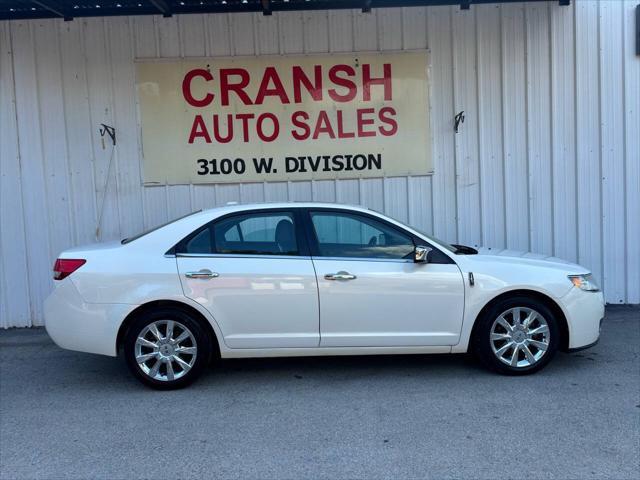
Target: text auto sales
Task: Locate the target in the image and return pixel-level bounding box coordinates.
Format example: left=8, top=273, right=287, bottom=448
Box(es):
left=182, top=63, right=396, bottom=175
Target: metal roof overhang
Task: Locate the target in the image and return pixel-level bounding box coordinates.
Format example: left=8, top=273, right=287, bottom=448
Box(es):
left=0, top=0, right=570, bottom=22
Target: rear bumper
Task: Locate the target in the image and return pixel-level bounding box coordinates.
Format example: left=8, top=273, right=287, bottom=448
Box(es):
left=44, top=279, right=133, bottom=357
left=560, top=287, right=605, bottom=350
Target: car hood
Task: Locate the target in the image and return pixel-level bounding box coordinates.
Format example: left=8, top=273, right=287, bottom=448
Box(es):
left=463, top=248, right=590, bottom=274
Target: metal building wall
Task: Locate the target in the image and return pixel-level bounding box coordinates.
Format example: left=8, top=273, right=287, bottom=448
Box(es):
left=0, top=1, right=638, bottom=328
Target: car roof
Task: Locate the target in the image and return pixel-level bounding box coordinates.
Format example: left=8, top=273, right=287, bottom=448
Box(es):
left=198, top=201, right=376, bottom=216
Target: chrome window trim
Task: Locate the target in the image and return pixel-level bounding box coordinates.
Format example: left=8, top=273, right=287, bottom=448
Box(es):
left=310, top=256, right=413, bottom=264
left=175, top=253, right=312, bottom=260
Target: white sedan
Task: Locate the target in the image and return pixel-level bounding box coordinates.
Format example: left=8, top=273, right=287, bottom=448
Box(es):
left=44, top=203, right=604, bottom=389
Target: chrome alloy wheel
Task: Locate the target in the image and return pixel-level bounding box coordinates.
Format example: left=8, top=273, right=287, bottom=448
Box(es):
left=490, top=307, right=550, bottom=368
left=134, top=320, right=197, bottom=382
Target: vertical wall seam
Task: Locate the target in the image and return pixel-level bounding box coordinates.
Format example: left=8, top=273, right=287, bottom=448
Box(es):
left=7, top=22, right=33, bottom=326
left=572, top=0, right=579, bottom=267
left=56, top=21, right=78, bottom=247
left=548, top=2, right=555, bottom=257
left=499, top=5, right=508, bottom=249
left=32, top=22, right=55, bottom=275
left=597, top=0, right=605, bottom=296
left=80, top=19, right=101, bottom=234
left=620, top=0, right=628, bottom=303
left=104, top=17, right=123, bottom=239
left=523, top=4, right=532, bottom=253
left=474, top=6, right=483, bottom=243
left=449, top=6, right=459, bottom=243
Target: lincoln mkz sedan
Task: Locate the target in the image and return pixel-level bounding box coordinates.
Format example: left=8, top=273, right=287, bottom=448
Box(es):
left=45, top=203, right=604, bottom=389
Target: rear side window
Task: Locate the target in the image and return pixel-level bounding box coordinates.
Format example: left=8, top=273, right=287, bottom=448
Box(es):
left=178, top=211, right=299, bottom=256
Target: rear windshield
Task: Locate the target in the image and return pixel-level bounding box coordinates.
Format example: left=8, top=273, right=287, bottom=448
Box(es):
left=121, top=210, right=202, bottom=245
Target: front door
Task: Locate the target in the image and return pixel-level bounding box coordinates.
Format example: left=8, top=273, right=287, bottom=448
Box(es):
left=306, top=210, right=465, bottom=347
left=176, top=209, right=319, bottom=349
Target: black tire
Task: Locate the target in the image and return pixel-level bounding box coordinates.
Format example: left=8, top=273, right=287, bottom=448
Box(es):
left=472, top=296, right=559, bottom=375
left=124, top=308, right=211, bottom=389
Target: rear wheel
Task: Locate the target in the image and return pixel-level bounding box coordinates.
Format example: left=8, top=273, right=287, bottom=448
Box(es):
left=124, top=308, right=210, bottom=389
left=472, top=296, right=559, bottom=375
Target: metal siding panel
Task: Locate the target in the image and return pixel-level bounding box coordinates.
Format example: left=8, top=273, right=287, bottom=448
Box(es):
left=328, top=9, right=353, bottom=52
left=157, top=15, right=180, bottom=57
left=525, top=3, right=553, bottom=255
left=600, top=0, right=626, bottom=303
left=143, top=185, right=169, bottom=228
left=408, top=176, right=433, bottom=234
left=239, top=183, right=265, bottom=204
left=32, top=20, right=74, bottom=262
left=179, top=14, right=207, bottom=56
left=501, top=3, right=529, bottom=252
left=427, top=6, right=457, bottom=242
left=133, top=15, right=157, bottom=57
left=477, top=5, right=505, bottom=248
left=288, top=181, right=313, bottom=201
left=303, top=10, right=330, bottom=53
left=206, top=13, right=232, bottom=57
left=264, top=182, right=288, bottom=202
left=353, top=9, right=377, bottom=51
left=378, top=8, right=403, bottom=51
left=83, top=18, right=120, bottom=242
left=550, top=3, right=577, bottom=262
left=166, top=184, right=192, bottom=218
left=0, top=22, right=31, bottom=327
left=256, top=11, right=279, bottom=55
left=452, top=6, right=481, bottom=248
left=108, top=17, right=145, bottom=239
left=624, top=0, right=640, bottom=303
left=575, top=0, right=603, bottom=289
left=10, top=21, right=53, bottom=326
left=231, top=13, right=256, bottom=55
left=383, top=177, right=409, bottom=223
left=401, top=7, right=427, bottom=50
left=215, top=184, right=241, bottom=206
left=311, top=180, right=336, bottom=202
left=59, top=20, right=99, bottom=245
left=335, top=179, right=360, bottom=204
left=359, top=178, right=384, bottom=212
left=280, top=12, right=304, bottom=54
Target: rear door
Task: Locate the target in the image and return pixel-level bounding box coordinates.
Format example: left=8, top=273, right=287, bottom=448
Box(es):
left=305, top=209, right=465, bottom=347
left=176, top=209, right=320, bottom=349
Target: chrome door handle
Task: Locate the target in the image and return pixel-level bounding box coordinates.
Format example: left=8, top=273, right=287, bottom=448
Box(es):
left=185, top=269, right=219, bottom=279
left=324, top=271, right=357, bottom=281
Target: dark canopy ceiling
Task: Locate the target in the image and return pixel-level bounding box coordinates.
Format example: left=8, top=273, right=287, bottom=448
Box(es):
left=0, top=0, right=570, bottom=21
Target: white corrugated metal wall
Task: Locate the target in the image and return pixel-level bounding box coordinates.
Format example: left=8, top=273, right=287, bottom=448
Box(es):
left=0, top=1, right=638, bottom=328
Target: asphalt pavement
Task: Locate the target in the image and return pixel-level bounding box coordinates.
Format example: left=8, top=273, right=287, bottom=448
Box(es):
left=1, top=306, right=639, bottom=480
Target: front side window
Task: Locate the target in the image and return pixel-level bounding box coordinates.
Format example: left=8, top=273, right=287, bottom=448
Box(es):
left=179, top=211, right=299, bottom=255
left=310, top=211, right=414, bottom=259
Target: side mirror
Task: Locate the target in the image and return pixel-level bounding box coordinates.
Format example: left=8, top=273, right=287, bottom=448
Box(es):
left=414, top=245, right=432, bottom=263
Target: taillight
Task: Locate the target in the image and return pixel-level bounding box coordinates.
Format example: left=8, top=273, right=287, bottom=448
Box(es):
left=53, top=259, right=86, bottom=280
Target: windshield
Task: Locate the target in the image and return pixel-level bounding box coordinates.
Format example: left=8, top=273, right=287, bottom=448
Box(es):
left=390, top=217, right=458, bottom=253
left=121, top=210, right=202, bottom=244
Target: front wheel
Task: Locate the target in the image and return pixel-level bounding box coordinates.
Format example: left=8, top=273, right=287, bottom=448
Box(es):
left=124, top=308, right=211, bottom=389
left=472, top=297, right=559, bottom=375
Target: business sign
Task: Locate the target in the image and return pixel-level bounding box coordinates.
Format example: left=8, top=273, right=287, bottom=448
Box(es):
left=136, top=52, right=431, bottom=184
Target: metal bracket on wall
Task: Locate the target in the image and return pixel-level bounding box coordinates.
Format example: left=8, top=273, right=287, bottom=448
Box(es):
left=99, top=124, right=116, bottom=148
left=454, top=111, right=465, bottom=133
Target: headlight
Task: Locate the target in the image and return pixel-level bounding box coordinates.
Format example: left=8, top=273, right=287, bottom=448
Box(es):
left=568, top=274, right=600, bottom=292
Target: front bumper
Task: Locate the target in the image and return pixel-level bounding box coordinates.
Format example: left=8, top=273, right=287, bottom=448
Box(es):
left=560, top=286, right=605, bottom=350
left=44, top=279, right=134, bottom=357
